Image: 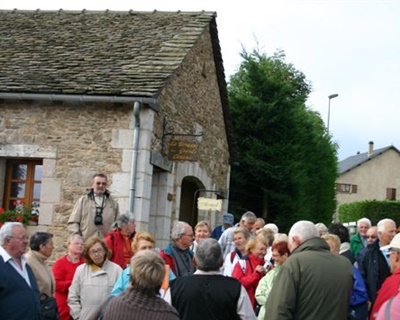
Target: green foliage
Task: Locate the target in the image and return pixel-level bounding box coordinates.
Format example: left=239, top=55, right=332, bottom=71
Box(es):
left=0, top=206, right=31, bottom=227
left=228, top=49, right=338, bottom=232
left=339, top=200, right=400, bottom=225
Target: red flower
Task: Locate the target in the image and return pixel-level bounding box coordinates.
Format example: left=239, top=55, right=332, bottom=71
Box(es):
left=0, top=208, right=4, bottom=214
left=16, top=215, right=23, bottom=222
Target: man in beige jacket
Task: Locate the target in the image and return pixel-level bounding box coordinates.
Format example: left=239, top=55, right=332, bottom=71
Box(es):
left=68, top=173, right=120, bottom=241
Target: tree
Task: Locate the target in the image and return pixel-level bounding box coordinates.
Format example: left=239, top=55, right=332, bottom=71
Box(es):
left=228, top=49, right=337, bottom=232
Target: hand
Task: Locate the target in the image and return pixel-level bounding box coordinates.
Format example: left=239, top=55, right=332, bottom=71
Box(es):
left=256, top=265, right=266, bottom=274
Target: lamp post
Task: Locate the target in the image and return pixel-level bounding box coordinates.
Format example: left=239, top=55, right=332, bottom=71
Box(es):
left=327, top=93, right=339, bottom=132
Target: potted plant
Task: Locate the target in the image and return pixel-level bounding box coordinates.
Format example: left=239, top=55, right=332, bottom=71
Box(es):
left=0, top=201, right=32, bottom=227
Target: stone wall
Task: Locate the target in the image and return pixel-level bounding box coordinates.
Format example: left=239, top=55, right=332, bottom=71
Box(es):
left=154, top=25, right=231, bottom=190
left=0, top=101, right=131, bottom=258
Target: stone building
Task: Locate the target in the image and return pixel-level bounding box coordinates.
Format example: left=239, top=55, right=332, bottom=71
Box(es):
left=0, top=10, right=233, bottom=254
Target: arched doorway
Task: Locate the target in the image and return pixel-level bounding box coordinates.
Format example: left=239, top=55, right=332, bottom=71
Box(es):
left=179, top=176, right=204, bottom=227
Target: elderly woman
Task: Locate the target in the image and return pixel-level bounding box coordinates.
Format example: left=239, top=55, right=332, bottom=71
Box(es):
left=222, top=226, right=251, bottom=276
left=255, top=241, right=290, bottom=320
left=104, top=214, right=136, bottom=268
left=191, top=220, right=211, bottom=253
left=232, top=237, right=268, bottom=310
left=52, top=234, right=85, bottom=320
left=26, top=232, right=56, bottom=295
left=68, top=237, right=122, bottom=320
left=102, top=251, right=180, bottom=320
left=111, top=231, right=175, bottom=297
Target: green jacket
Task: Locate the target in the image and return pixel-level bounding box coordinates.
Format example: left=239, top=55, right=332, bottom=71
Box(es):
left=264, top=237, right=353, bottom=320
left=350, top=233, right=364, bottom=258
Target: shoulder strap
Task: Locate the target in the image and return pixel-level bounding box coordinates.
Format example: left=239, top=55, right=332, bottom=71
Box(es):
left=230, top=251, right=236, bottom=263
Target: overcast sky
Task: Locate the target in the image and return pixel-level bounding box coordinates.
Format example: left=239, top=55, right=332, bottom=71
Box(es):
left=2, top=0, right=399, bottom=160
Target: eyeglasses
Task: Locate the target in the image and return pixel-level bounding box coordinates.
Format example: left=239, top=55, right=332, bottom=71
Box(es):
left=89, top=248, right=105, bottom=255
left=10, top=235, right=29, bottom=241
left=96, top=182, right=107, bottom=186
left=182, top=233, right=194, bottom=238
left=367, top=235, right=377, bottom=239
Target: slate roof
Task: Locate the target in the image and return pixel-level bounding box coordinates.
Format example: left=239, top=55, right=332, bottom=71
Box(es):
left=0, top=10, right=218, bottom=97
left=339, top=145, right=400, bottom=175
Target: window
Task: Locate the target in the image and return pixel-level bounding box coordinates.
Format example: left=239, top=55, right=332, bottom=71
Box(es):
left=386, top=188, right=396, bottom=200
left=336, top=183, right=357, bottom=194
left=3, top=159, right=42, bottom=214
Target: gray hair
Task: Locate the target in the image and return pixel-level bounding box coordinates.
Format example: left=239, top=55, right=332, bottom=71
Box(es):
left=315, top=222, right=328, bottom=236
left=241, top=211, right=257, bottom=222
left=112, top=214, right=135, bottom=229
left=130, top=250, right=165, bottom=296
left=377, top=218, right=396, bottom=233
left=233, top=226, right=251, bottom=239
left=195, top=238, right=223, bottom=271
left=0, top=222, right=24, bottom=246
left=288, top=220, right=319, bottom=243
left=171, top=221, right=191, bottom=241
left=357, top=218, right=371, bottom=228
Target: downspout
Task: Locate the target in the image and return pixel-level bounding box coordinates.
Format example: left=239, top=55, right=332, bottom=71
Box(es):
left=128, top=101, right=141, bottom=219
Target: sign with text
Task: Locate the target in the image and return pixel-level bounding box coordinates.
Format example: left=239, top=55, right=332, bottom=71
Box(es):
left=168, top=140, right=199, bottom=161
left=197, top=197, right=222, bottom=211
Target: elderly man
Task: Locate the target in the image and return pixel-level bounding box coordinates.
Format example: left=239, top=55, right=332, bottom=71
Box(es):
left=351, top=217, right=372, bottom=257
left=370, top=233, right=400, bottom=319
left=265, top=220, right=353, bottom=320
left=159, top=221, right=195, bottom=277
left=68, top=173, right=120, bottom=241
left=356, top=218, right=396, bottom=305
left=219, top=211, right=257, bottom=258
left=0, top=222, right=41, bottom=320
left=166, top=238, right=256, bottom=320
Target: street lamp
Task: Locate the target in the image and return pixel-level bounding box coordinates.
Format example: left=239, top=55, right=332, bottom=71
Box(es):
left=327, top=93, right=339, bottom=132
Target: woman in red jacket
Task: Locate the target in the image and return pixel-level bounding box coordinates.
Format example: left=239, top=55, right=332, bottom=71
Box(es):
left=232, top=237, right=267, bottom=309
left=104, top=214, right=136, bottom=268
left=52, top=234, right=85, bottom=320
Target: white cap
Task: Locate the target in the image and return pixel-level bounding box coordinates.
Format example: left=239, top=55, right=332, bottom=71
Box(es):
left=381, top=233, right=400, bottom=251
left=263, top=223, right=279, bottom=234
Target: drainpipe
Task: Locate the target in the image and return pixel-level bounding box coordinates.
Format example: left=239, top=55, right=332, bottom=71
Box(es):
left=128, top=101, right=141, bottom=219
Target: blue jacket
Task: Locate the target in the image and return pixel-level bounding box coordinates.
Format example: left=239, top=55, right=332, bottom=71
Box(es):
left=0, top=255, right=41, bottom=320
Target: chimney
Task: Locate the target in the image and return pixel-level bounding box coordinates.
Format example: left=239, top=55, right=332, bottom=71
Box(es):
left=368, top=141, right=374, bottom=156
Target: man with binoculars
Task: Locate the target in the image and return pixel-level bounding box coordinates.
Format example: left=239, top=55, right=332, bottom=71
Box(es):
left=68, top=173, right=120, bottom=241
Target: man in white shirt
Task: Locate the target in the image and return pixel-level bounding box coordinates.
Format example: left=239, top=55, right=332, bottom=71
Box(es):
left=0, top=222, right=41, bottom=319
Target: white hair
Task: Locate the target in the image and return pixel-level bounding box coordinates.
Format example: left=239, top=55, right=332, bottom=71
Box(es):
left=357, top=218, right=371, bottom=228
left=171, top=221, right=191, bottom=241
left=377, top=218, right=396, bottom=233
left=264, top=223, right=279, bottom=234
left=0, top=222, right=24, bottom=246
left=288, top=220, right=319, bottom=243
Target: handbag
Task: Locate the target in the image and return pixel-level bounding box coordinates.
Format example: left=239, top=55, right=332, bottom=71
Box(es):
left=40, top=293, right=59, bottom=320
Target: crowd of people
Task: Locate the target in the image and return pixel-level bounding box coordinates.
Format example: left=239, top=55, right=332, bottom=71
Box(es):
left=1, top=172, right=400, bottom=319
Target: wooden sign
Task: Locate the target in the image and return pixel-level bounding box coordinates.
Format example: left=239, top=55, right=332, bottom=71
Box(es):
left=168, top=140, right=199, bottom=161
left=197, top=197, right=223, bottom=211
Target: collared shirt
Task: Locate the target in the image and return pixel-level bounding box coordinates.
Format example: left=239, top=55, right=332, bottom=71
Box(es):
left=164, top=269, right=257, bottom=320
left=0, top=246, right=32, bottom=287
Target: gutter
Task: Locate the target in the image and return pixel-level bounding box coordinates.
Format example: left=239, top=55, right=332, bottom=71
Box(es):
left=0, top=91, right=158, bottom=220
left=0, top=92, right=159, bottom=111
